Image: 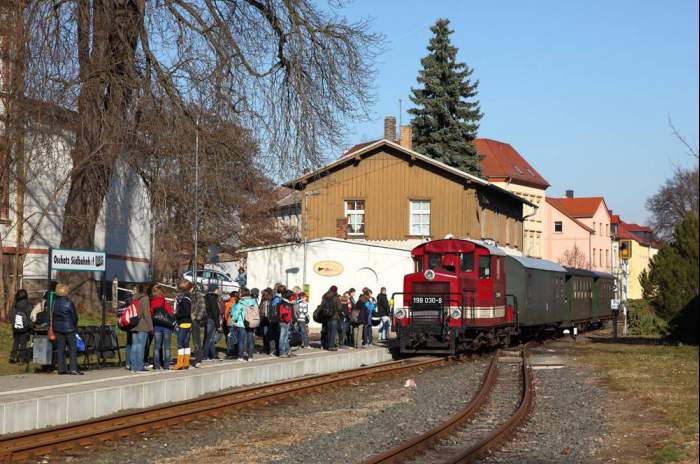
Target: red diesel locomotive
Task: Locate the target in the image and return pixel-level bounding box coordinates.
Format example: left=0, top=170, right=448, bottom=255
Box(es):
left=393, top=238, right=615, bottom=354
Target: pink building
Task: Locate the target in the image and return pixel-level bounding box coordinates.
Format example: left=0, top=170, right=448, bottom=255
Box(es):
left=543, top=192, right=613, bottom=272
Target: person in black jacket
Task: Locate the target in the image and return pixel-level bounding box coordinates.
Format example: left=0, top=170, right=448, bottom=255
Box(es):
left=202, top=285, right=221, bottom=361
left=52, top=284, right=82, bottom=375
left=174, top=280, right=194, bottom=369
left=377, top=287, right=391, bottom=341
left=9, top=289, right=32, bottom=363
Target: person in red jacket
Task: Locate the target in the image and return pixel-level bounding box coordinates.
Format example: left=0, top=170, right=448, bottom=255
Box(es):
left=150, top=284, right=175, bottom=370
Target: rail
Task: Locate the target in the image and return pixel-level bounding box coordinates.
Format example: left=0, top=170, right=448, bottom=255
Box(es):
left=364, top=345, right=534, bottom=464
left=0, top=357, right=448, bottom=463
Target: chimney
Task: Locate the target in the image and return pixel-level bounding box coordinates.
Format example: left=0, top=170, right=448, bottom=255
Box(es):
left=565, top=190, right=574, bottom=198
left=383, top=116, right=396, bottom=141
left=399, top=125, right=413, bottom=150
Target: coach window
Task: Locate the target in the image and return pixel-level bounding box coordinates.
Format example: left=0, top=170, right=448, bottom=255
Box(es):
left=461, top=252, right=474, bottom=272
left=478, top=255, right=491, bottom=279
left=427, top=253, right=441, bottom=270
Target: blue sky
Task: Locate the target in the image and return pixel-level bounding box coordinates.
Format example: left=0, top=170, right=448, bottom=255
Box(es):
left=336, top=0, right=699, bottom=224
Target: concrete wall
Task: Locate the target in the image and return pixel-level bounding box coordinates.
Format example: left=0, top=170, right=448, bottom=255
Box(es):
left=0, top=347, right=393, bottom=435
left=246, top=238, right=413, bottom=320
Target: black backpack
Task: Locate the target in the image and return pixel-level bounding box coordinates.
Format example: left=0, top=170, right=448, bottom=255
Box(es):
left=312, top=304, right=326, bottom=323
left=152, top=304, right=175, bottom=329
left=13, top=310, right=31, bottom=333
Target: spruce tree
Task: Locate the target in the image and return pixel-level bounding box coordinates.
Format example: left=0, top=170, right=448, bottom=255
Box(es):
left=409, top=18, right=483, bottom=176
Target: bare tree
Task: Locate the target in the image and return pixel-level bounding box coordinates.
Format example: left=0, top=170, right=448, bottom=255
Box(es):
left=558, top=244, right=589, bottom=269
left=645, top=119, right=699, bottom=242
left=11, top=1, right=381, bottom=309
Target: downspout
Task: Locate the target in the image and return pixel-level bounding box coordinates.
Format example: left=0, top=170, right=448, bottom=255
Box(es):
left=589, top=231, right=592, bottom=270
left=522, top=204, right=538, bottom=256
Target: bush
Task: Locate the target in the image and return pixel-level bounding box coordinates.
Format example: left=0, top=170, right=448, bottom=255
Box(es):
left=668, top=295, right=699, bottom=345
left=627, top=299, right=667, bottom=337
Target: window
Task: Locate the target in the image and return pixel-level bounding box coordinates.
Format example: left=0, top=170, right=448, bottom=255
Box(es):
left=427, top=253, right=441, bottom=270
left=409, top=200, right=431, bottom=236
left=600, top=250, right=603, bottom=267
left=513, top=165, right=523, bottom=174
left=554, top=221, right=563, bottom=233
left=593, top=221, right=596, bottom=234
left=461, top=252, right=474, bottom=272
left=345, top=200, right=365, bottom=235
left=593, top=249, right=596, bottom=266
left=414, top=257, right=424, bottom=273
left=478, top=255, right=490, bottom=279
left=606, top=249, right=609, bottom=267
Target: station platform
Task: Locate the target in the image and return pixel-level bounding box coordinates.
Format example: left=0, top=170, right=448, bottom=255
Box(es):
left=0, top=345, right=393, bottom=435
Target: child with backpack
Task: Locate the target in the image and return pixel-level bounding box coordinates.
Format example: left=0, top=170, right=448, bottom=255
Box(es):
left=231, top=288, right=258, bottom=361
left=278, top=290, right=295, bottom=357
left=9, top=289, right=32, bottom=364
left=295, top=292, right=310, bottom=349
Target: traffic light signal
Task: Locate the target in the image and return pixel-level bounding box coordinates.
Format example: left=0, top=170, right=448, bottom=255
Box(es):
left=619, top=240, right=631, bottom=260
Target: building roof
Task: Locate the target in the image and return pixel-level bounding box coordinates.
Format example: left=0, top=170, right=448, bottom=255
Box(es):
left=617, top=220, right=655, bottom=246
left=474, top=138, right=550, bottom=189
left=283, top=139, right=535, bottom=207
left=548, top=196, right=607, bottom=218
left=624, top=223, right=653, bottom=233
left=545, top=197, right=595, bottom=233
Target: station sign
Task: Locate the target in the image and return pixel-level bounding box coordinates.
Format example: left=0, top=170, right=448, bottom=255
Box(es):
left=50, top=248, right=106, bottom=272
left=611, top=299, right=620, bottom=310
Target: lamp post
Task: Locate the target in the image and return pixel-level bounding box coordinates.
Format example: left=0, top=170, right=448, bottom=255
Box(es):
left=302, top=190, right=320, bottom=290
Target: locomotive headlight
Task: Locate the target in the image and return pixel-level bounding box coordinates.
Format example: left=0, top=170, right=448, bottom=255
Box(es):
left=395, top=308, right=407, bottom=320
left=424, top=269, right=436, bottom=281
left=450, top=308, right=462, bottom=319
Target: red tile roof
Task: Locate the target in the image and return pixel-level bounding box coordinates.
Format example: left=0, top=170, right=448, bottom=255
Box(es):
left=624, top=223, right=653, bottom=233
left=612, top=216, right=655, bottom=246
left=545, top=198, right=595, bottom=233
left=474, top=138, right=550, bottom=189
left=548, top=196, right=606, bottom=218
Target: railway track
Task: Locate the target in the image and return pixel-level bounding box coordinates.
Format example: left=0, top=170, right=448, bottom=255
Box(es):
left=364, top=345, right=534, bottom=464
left=0, top=357, right=447, bottom=463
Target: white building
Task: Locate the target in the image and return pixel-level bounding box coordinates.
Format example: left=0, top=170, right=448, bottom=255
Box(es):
left=244, top=238, right=414, bottom=325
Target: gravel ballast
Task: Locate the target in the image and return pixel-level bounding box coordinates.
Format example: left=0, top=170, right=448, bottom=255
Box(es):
left=42, top=339, right=610, bottom=464
left=45, top=354, right=491, bottom=464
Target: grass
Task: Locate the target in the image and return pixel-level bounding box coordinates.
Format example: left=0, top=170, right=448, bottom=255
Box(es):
left=573, top=341, right=699, bottom=463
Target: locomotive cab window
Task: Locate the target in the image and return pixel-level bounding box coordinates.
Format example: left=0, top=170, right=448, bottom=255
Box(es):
left=478, top=255, right=490, bottom=279
left=461, top=252, right=474, bottom=272
left=442, top=254, right=458, bottom=272
left=427, top=253, right=441, bottom=270
left=414, top=257, right=424, bottom=273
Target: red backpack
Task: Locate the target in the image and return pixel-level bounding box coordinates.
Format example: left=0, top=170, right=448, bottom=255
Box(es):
left=279, top=302, right=293, bottom=323
left=118, top=300, right=141, bottom=331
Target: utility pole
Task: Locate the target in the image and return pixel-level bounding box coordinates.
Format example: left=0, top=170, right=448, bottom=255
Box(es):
left=192, top=116, right=200, bottom=290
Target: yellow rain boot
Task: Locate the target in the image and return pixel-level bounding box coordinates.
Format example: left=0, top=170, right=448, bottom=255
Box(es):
left=171, top=349, right=183, bottom=370
left=183, top=348, right=191, bottom=369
